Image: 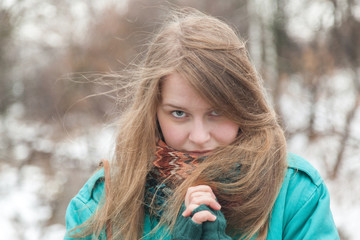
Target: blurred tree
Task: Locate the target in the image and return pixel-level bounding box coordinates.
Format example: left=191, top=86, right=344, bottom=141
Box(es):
left=0, top=7, right=16, bottom=113
left=327, top=0, right=360, bottom=179
left=248, top=0, right=360, bottom=183
left=1, top=0, right=359, bottom=238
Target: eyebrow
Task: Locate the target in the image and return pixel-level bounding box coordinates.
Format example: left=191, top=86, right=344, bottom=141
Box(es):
left=161, top=103, right=214, bottom=112
left=161, top=103, right=187, bottom=110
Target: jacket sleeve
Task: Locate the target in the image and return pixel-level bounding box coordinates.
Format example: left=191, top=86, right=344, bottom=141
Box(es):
left=64, top=196, right=94, bottom=240
left=172, top=204, right=232, bottom=240
left=282, top=171, right=339, bottom=239
left=200, top=205, right=232, bottom=240
left=172, top=204, right=203, bottom=240
left=64, top=169, right=106, bottom=240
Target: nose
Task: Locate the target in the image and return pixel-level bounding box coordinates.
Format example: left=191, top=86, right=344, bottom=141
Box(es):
left=188, top=119, right=210, bottom=145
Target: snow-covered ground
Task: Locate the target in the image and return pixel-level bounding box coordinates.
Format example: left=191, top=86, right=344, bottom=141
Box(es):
left=0, top=1, right=359, bottom=238
left=1, top=70, right=359, bottom=240
left=0, top=103, right=115, bottom=240
left=282, top=70, right=360, bottom=240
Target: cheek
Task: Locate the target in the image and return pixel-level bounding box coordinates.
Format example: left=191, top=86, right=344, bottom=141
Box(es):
left=213, top=121, right=239, bottom=144
left=158, top=117, right=187, bottom=149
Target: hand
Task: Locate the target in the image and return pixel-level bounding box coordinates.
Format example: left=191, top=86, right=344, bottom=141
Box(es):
left=182, top=185, right=222, bottom=224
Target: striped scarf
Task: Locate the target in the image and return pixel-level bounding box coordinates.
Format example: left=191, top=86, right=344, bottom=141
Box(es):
left=144, top=140, right=206, bottom=217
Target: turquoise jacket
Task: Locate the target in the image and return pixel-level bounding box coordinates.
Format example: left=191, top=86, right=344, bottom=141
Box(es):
left=65, top=153, right=339, bottom=239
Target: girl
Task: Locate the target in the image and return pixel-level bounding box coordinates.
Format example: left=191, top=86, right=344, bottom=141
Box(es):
left=65, top=7, right=339, bottom=240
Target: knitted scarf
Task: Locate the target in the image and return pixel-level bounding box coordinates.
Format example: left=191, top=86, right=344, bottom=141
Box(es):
left=144, top=140, right=206, bottom=218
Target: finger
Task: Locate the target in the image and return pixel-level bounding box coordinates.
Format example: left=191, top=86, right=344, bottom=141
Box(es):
left=191, top=211, right=217, bottom=224
left=190, top=196, right=221, bottom=210
left=182, top=204, right=196, bottom=217
left=188, top=191, right=214, bottom=204
left=189, top=185, right=216, bottom=197
left=185, top=185, right=216, bottom=206
left=182, top=203, right=220, bottom=217
left=189, top=191, right=214, bottom=198
left=182, top=198, right=221, bottom=217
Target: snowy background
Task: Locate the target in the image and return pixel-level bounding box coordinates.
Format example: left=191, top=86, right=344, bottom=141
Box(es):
left=0, top=0, right=359, bottom=239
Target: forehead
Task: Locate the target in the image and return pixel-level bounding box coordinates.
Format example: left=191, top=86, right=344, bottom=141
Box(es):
left=160, top=73, right=212, bottom=109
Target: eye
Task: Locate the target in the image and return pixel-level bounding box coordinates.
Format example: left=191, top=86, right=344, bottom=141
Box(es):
left=210, top=110, right=221, bottom=116
left=171, top=110, right=186, bottom=118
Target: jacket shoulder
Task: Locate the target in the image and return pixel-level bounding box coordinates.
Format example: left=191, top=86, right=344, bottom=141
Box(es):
left=282, top=153, right=326, bottom=215
left=286, top=153, right=323, bottom=186
left=77, top=168, right=105, bottom=203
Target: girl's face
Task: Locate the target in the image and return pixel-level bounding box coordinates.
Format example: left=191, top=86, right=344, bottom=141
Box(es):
left=157, top=73, right=239, bottom=157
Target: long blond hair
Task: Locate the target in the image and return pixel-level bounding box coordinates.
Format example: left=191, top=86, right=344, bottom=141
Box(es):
left=76, top=7, right=287, bottom=240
